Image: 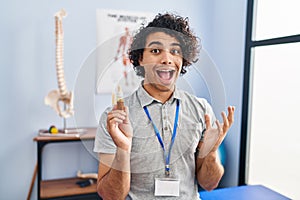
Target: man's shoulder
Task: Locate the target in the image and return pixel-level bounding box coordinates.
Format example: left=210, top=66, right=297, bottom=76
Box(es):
left=177, top=89, right=209, bottom=105
left=123, top=89, right=139, bottom=104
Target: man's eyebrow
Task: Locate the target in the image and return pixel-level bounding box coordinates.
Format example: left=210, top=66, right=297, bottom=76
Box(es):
left=170, top=42, right=181, bottom=48
left=147, top=41, right=162, bottom=47
left=147, top=41, right=181, bottom=48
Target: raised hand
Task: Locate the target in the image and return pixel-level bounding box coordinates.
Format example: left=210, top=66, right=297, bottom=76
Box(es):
left=198, top=106, right=235, bottom=158
left=107, top=105, right=133, bottom=152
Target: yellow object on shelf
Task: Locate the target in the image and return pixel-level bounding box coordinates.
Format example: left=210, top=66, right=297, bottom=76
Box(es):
left=49, top=126, right=58, bottom=134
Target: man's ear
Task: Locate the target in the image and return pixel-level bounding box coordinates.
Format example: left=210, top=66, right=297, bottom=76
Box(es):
left=138, top=52, right=144, bottom=64
left=138, top=57, right=143, bottom=64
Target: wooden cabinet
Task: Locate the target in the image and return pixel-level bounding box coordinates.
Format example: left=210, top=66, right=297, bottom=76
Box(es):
left=34, top=128, right=100, bottom=199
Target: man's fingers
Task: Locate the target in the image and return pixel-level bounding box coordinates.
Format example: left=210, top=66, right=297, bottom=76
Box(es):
left=216, top=120, right=223, bottom=133
left=111, top=104, right=118, bottom=111
left=215, top=119, right=226, bottom=149
left=107, top=110, right=126, bottom=130
left=123, top=106, right=130, bottom=124
left=108, top=116, right=124, bottom=125
left=221, top=111, right=229, bottom=132
left=204, top=114, right=211, bottom=129
left=108, top=110, right=126, bottom=120
left=227, top=106, right=235, bottom=125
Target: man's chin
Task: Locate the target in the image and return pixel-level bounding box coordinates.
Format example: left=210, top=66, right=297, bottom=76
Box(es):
left=152, top=83, right=174, bottom=92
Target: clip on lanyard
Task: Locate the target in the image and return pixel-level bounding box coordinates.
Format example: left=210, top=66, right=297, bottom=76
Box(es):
left=143, top=99, right=180, bottom=176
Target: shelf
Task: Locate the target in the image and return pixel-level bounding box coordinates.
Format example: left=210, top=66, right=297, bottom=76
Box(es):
left=35, top=127, right=98, bottom=199
left=34, top=127, right=96, bottom=142
left=40, top=177, right=97, bottom=199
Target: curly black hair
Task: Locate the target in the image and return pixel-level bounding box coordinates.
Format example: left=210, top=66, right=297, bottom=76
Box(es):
left=128, top=13, right=201, bottom=77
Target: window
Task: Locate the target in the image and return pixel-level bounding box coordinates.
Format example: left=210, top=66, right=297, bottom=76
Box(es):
left=240, top=1, right=300, bottom=199
left=254, top=0, right=300, bottom=40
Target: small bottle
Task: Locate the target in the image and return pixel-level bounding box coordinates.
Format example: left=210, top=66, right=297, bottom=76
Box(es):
left=112, top=92, right=117, bottom=106
left=116, top=85, right=125, bottom=111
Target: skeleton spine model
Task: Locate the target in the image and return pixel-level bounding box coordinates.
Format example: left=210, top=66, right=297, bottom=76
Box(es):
left=45, top=9, right=74, bottom=119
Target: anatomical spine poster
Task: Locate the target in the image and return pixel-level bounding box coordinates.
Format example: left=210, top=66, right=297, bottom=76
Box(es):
left=96, top=9, right=154, bottom=94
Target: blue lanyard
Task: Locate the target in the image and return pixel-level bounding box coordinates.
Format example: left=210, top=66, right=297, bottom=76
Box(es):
left=143, top=99, right=180, bottom=176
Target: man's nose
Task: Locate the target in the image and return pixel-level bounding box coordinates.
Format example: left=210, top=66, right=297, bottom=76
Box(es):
left=160, top=50, right=173, bottom=65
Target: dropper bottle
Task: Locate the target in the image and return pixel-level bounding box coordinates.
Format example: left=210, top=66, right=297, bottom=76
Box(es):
left=116, top=85, right=125, bottom=111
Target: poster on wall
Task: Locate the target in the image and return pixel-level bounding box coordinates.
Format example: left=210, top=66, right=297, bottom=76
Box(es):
left=96, top=9, right=155, bottom=94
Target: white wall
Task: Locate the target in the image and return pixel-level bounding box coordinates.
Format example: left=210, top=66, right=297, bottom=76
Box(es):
left=0, top=0, right=246, bottom=199
left=198, top=1, right=247, bottom=187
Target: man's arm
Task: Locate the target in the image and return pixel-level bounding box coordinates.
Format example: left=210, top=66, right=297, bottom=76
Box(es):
left=97, top=105, right=133, bottom=199
left=97, top=150, right=131, bottom=200
left=196, top=151, right=224, bottom=191
left=196, top=106, right=235, bottom=191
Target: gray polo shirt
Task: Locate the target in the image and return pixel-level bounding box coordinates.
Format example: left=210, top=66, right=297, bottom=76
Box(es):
left=94, top=85, right=216, bottom=200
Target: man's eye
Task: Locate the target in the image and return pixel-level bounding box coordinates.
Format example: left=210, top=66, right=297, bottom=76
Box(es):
left=150, top=49, right=160, bottom=54
left=170, top=49, right=181, bottom=55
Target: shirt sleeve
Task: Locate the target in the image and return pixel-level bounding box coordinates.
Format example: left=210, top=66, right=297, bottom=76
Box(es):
left=93, top=107, right=117, bottom=154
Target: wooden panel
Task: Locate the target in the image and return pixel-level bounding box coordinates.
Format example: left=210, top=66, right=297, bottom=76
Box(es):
left=40, top=177, right=97, bottom=198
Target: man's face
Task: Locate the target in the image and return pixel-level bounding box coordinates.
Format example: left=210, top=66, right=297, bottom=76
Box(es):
left=139, top=32, right=183, bottom=92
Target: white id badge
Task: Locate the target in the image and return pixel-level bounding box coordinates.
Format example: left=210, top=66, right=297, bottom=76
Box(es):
left=154, top=178, right=180, bottom=196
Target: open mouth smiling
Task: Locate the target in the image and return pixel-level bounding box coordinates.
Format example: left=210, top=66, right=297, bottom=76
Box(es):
left=156, top=69, right=176, bottom=81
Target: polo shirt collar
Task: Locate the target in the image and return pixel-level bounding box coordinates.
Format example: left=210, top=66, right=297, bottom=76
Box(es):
left=137, top=83, right=182, bottom=107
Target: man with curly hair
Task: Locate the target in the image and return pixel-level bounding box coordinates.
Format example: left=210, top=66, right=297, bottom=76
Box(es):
left=94, top=13, right=235, bottom=200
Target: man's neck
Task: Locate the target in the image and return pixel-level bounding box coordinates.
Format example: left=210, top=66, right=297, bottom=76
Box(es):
left=142, top=83, right=174, bottom=103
